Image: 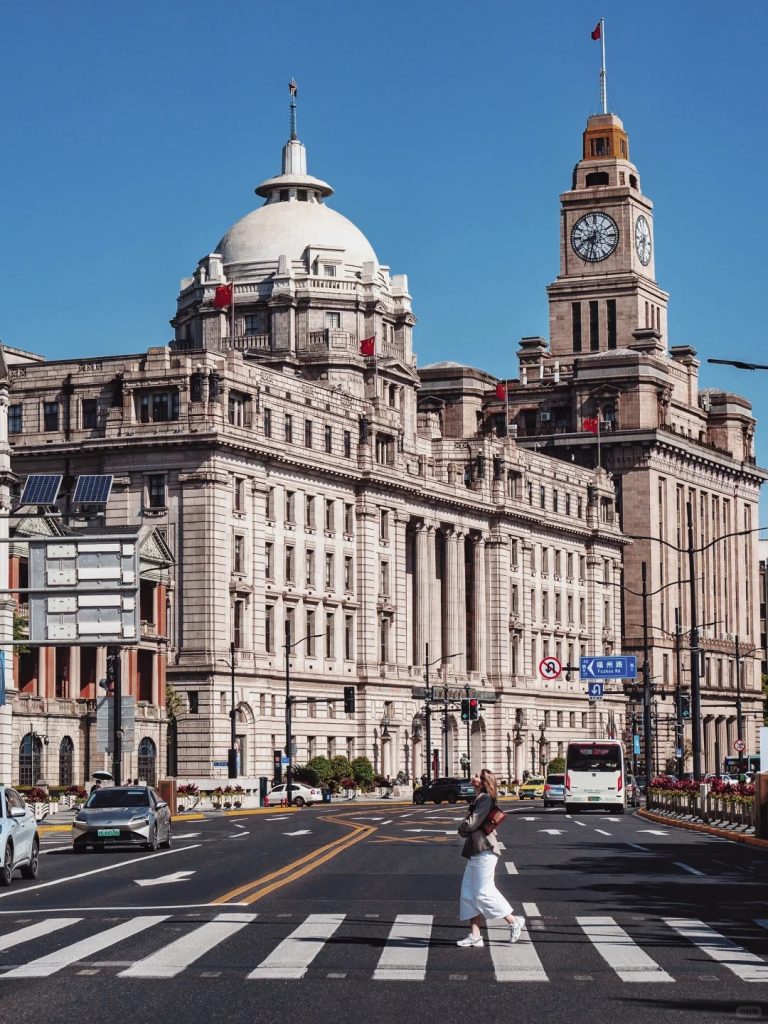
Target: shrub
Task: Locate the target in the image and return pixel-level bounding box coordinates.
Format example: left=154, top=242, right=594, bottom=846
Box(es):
left=293, top=765, right=321, bottom=787
left=339, top=776, right=356, bottom=791
left=306, top=757, right=333, bottom=785
left=177, top=783, right=199, bottom=797
left=351, top=756, right=375, bottom=791
left=28, top=787, right=49, bottom=802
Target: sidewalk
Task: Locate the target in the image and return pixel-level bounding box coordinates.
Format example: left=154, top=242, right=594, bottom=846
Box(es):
left=637, top=807, right=768, bottom=850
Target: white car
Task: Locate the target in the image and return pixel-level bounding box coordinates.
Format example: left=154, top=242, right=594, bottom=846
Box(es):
left=266, top=782, right=322, bottom=807
left=0, top=786, right=40, bottom=886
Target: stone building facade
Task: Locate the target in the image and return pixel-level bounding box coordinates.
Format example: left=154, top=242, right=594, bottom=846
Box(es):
left=0, top=113, right=628, bottom=785
left=466, top=112, right=766, bottom=772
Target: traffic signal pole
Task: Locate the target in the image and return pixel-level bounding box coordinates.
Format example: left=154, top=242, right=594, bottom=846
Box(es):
left=674, top=609, right=684, bottom=778
left=108, top=646, right=122, bottom=786
left=641, top=562, right=653, bottom=793
left=284, top=620, right=293, bottom=807
left=687, top=501, right=703, bottom=781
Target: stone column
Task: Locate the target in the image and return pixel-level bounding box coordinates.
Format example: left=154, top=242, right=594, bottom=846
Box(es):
left=68, top=648, right=81, bottom=700
left=473, top=535, right=487, bottom=676
left=486, top=534, right=510, bottom=680
left=456, top=530, right=467, bottom=673
left=414, top=523, right=430, bottom=666
left=444, top=529, right=459, bottom=664
left=427, top=525, right=441, bottom=662
left=394, top=511, right=409, bottom=666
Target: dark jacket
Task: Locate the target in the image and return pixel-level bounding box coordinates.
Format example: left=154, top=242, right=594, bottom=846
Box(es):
left=458, top=791, right=502, bottom=859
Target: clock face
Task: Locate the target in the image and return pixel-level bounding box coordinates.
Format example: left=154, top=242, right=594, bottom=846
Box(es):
left=635, top=214, right=652, bottom=266
left=571, top=212, right=619, bottom=262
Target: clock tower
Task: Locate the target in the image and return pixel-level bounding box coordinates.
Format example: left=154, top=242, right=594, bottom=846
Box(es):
left=547, top=112, right=669, bottom=360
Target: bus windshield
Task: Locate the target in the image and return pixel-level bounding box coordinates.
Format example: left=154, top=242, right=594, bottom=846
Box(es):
left=567, top=744, right=622, bottom=773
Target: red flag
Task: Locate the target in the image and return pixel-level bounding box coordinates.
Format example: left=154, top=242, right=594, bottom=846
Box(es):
left=583, top=417, right=599, bottom=434
left=360, top=337, right=375, bottom=356
left=495, top=382, right=507, bottom=400
left=591, top=22, right=601, bottom=40
left=213, top=284, right=233, bottom=309
left=289, top=79, right=298, bottom=97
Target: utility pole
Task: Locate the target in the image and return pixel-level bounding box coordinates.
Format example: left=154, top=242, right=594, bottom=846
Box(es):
left=687, top=501, right=703, bottom=779
left=108, top=646, right=122, bottom=786
left=424, top=642, right=433, bottom=784
left=227, top=640, right=238, bottom=779
left=641, top=562, right=653, bottom=792
left=674, top=608, right=684, bottom=778
left=734, top=635, right=745, bottom=776
left=442, top=681, right=449, bottom=776
left=285, top=620, right=293, bottom=806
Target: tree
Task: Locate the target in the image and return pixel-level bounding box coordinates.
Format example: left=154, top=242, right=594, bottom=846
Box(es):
left=329, top=755, right=353, bottom=782
left=13, top=610, right=29, bottom=655
left=546, top=757, right=565, bottom=774
left=293, top=765, right=321, bottom=787
left=351, top=756, right=374, bottom=791
left=165, top=682, right=184, bottom=721
left=306, top=756, right=333, bottom=785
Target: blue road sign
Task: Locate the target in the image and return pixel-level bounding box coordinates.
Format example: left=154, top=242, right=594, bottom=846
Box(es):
left=580, top=655, right=637, bottom=680
left=281, top=756, right=290, bottom=766
left=634, top=735, right=641, bottom=755
left=587, top=681, right=604, bottom=699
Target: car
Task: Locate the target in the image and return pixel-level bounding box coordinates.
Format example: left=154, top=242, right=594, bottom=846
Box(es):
left=72, top=786, right=172, bottom=852
left=543, top=773, right=565, bottom=807
left=0, top=786, right=40, bottom=886
left=625, top=774, right=641, bottom=807
left=412, top=777, right=475, bottom=805
left=267, top=782, right=322, bottom=807
left=518, top=776, right=545, bottom=799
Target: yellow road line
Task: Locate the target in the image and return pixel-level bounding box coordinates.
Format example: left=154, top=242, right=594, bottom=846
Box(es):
left=210, top=815, right=375, bottom=905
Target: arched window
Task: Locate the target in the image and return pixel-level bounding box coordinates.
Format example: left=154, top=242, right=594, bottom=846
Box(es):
left=18, top=734, right=42, bottom=787
left=137, top=737, right=157, bottom=787
left=59, top=736, right=75, bottom=787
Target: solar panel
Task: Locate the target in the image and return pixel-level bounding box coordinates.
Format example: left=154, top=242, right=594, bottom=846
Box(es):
left=19, top=474, right=63, bottom=507
left=72, top=474, right=114, bottom=506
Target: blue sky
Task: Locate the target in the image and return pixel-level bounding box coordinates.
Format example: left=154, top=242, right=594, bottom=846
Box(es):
left=3, top=1, right=768, bottom=473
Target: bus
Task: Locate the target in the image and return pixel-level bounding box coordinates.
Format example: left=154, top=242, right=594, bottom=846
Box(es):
left=565, top=739, right=625, bottom=813
left=722, top=755, right=759, bottom=777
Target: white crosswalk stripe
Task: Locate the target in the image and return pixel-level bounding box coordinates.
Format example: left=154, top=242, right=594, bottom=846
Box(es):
left=374, top=915, right=432, bottom=981
left=577, top=916, right=673, bottom=983
left=248, top=914, right=345, bottom=979
left=664, top=918, right=768, bottom=983
left=0, top=911, right=767, bottom=984
left=1, top=916, right=168, bottom=979
left=120, top=912, right=255, bottom=979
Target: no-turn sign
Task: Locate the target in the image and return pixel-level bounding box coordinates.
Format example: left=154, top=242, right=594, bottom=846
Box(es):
left=734, top=738, right=746, bottom=752
left=539, top=657, right=562, bottom=680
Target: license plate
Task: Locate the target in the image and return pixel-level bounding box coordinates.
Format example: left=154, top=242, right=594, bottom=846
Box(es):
left=588, top=796, right=601, bottom=802
left=97, top=828, right=120, bottom=837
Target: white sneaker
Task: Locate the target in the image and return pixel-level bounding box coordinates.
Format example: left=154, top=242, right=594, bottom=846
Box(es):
left=510, top=916, right=526, bottom=943
left=456, top=933, right=484, bottom=947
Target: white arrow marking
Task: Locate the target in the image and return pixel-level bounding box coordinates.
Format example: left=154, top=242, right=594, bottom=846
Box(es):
left=605, top=817, right=621, bottom=822
left=171, top=833, right=201, bottom=840
left=522, top=817, right=539, bottom=821
left=283, top=830, right=313, bottom=836
left=233, top=823, right=246, bottom=829
left=538, top=829, right=565, bottom=835
left=134, top=871, right=195, bottom=887
left=637, top=829, right=669, bottom=836
left=266, top=815, right=290, bottom=821
left=227, top=832, right=250, bottom=839
left=404, top=829, right=455, bottom=834
left=583, top=659, right=594, bottom=677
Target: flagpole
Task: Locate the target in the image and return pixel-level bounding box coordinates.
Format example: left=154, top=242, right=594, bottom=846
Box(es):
left=597, top=415, right=602, bottom=469
left=374, top=339, right=379, bottom=404
left=600, top=18, right=607, bottom=114
left=505, top=382, right=509, bottom=438
left=230, top=283, right=236, bottom=348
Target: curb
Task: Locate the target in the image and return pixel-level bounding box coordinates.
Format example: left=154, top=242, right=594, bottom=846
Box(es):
left=637, top=808, right=768, bottom=850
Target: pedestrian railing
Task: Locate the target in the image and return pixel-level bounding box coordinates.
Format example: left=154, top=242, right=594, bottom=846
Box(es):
left=648, top=789, right=754, bottom=829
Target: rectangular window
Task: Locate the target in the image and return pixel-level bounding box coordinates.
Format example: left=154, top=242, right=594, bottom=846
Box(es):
left=140, top=391, right=180, bottom=423
left=188, top=691, right=199, bottom=714
left=306, top=610, right=316, bottom=656
left=285, top=546, right=295, bottom=583
left=553, top=489, right=559, bottom=514
left=589, top=300, right=599, bottom=351
left=8, top=404, right=22, bottom=434
left=244, top=314, right=260, bottom=335
left=325, top=612, right=335, bottom=658
left=343, top=430, right=352, bottom=458
left=379, top=616, right=390, bottom=663
left=510, top=540, right=519, bottom=567
left=325, top=499, right=335, bottom=532
left=233, top=477, right=245, bottom=512
left=304, top=419, right=313, bottom=448
left=572, top=302, right=582, bottom=353
left=43, top=401, right=59, bottom=432
left=567, top=595, right=573, bottom=622
left=345, top=614, right=354, bottom=660
left=344, top=555, right=354, bottom=591
left=147, top=475, right=166, bottom=509
left=233, top=600, right=244, bottom=649
left=540, top=486, right=546, bottom=509
left=326, top=312, right=341, bottom=329
left=263, top=407, right=272, bottom=437
left=380, top=509, right=390, bottom=541
left=565, top=493, right=571, bottom=517
left=233, top=534, right=245, bottom=574
left=265, top=542, right=274, bottom=580
left=324, top=424, right=333, bottom=453
left=323, top=264, right=336, bottom=277
left=228, top=393, right=251, bottom=427
left=380, top=561, right=390, bottom=596
left=325, top=553, right=334, bottom=589
left=579, top=555, right=586, bottom=578
left=511, top=584, right=519, bottom=614
left=265, top=605, right=275, bottom=653
left=82, top=398, right=98, bottom=429
left=266, top=487, right=276, bottom=519
left=567, top=552, right=573, bottom=577
left=555, top=593, right=561, bottom=622
left=344, top=502, right=354, bottom=535
left=286, top=490, right=295, bottom=523
left=285, top=413, right=293, bottom=443
left=306, top=495, right=316, bottom=529
left=607, top=299, right=617, bottom=349
left=305, top=548, right=315, bottom=587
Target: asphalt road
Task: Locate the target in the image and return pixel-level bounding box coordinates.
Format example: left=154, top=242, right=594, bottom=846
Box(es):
left=0, top=801, right=767, bottom=1024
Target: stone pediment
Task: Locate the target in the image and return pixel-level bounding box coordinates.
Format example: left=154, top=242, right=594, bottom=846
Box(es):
left=11, top=514, right=66, bottom=538
left=139, top=527, right=175, bottom=574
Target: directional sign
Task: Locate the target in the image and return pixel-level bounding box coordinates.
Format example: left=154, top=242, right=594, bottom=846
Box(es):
left=586, top=681, right=604, bottom=700
left=580, top=655, right=637, bottom=680
left=539, top=657, right=562, bottom=680
left=734, top=738, right=746, bottom=752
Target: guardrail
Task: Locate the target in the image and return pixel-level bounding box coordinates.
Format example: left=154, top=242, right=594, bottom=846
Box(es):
left=647, top=789, right=754, bottom=829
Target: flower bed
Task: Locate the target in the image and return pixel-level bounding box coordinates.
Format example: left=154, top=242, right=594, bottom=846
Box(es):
left=648, top=775, right=754, bottom=828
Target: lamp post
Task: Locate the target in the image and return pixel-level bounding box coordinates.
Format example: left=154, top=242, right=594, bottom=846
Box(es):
left=733, top=635, right=762, bottom=775
left=228, top=640, right=238, bottom=779
left=284, top=621, right=323, bottom=805
left=422, top=643, right=462, bottom=783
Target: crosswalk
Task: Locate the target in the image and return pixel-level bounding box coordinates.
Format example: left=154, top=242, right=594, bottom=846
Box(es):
left=0, top=912, right=767, bottom=984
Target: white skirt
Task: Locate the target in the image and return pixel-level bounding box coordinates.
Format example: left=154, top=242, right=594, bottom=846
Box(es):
left=459, top=850, right=513, bottom=921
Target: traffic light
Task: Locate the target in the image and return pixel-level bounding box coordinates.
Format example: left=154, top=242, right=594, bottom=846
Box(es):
left=680, top=694, right=691, bottom=720
left=460, top=698, right=470, bottom=721
left=343, top=686, right=356, bottom=713
left=469, top=698, right=479, bottom=721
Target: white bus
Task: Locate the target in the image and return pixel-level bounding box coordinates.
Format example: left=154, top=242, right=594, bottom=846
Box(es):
left=565, top=739, right=625, bottom=814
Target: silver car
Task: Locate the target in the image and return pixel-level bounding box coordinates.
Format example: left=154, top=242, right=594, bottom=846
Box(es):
left=72, top=786, right=172, bottom=852
left=0, top=786, right=40, bottom=886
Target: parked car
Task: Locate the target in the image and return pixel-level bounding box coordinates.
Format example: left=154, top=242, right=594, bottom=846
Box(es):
left=266, top=782, right=322, bottom=807
left=412, top=777, right=475, bottom=805
left=72, top=786, right=172, bottom=852
left=625, top=774, right=641, bottom=807
left=519, top=776, right=545, bottom=800
left=543, top=774, right=565, bottom=807
left=0, top=786, right=40, bottom=886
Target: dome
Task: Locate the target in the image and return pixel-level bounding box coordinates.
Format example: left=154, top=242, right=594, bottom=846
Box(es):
left=216, top=200, right=378, bottom=270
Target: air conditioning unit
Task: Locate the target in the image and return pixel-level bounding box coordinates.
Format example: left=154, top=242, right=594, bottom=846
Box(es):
left=540, top=411, right=551, bottom=422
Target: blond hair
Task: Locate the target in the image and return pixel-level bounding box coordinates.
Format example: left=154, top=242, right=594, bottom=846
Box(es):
left=479, top=769, right=498, bottom=801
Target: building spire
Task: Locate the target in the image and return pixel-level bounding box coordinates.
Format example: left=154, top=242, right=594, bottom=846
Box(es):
left=289, top=79, right=298, bottom=141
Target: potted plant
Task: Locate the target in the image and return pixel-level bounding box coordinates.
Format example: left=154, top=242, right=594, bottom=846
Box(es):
left=212, top=786, right=223, bottom=809
left=233, top=785, right=245, bottom=808
left=223, top=785, right=234, bottom=809
left=27, top=786, right=50, bottom=821
left=177, top=783, right=199, bottom=812
left=67, top=785, right=88, bottom=809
